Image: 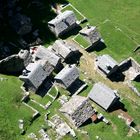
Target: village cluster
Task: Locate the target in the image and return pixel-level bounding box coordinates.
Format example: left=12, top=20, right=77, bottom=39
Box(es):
left=1, top=1, right=140, bottom=140
left=10, top=3, right=140, bottom=140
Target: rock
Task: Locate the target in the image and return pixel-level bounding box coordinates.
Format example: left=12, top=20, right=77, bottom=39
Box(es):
left=10, top=13, right=32, bottom=35
left=0, top=50, right=32, bottom=74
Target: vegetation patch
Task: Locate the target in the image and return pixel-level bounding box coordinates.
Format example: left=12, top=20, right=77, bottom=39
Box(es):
left=74, top=34, right=91, bottom=49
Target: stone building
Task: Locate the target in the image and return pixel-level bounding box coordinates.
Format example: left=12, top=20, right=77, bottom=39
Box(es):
left=51, top=39, right=79, bottom=60
left=119, top=57, right=140, bottom=81
left=48, top=10, right=77, bottom=37
left=33, top=45, right=61, bottom=68
left=60, top=95, right=95, bottom=127
left=96, top=54, right=118, bottom=76
left=54, top=65, right=79, bottom=89
left=19, top=60, right=54, bottom=91
left=48, top=114, right=75, bottom=137
left=79, top=25, right=101, bottom=45
left=88, top=82, right=120, bottom=111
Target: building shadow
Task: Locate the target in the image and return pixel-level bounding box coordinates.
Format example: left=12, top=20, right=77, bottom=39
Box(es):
left=67, top=79, right=87, bottom=95
left=86, top=40, right=107, bottom=53
left=80, top=118, right=92, bottom=128
left=107, top=70, right=125, bottom=82
left=108, top=101, right=127, bottom=113
left=36, top=77, right=53, bottom=97
left=64, top=51, right=83, bottom=64
left=60, top=25, right=82, bottom=39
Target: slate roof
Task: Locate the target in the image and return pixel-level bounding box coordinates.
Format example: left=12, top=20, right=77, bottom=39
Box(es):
left=19, top=61, right=48, bottom=89
left=79, top=25, right=101, bottom=44
left=55, top=65, right=79, bottom=88
left=60, top=95, right=88, bottom=115
left=48, top=10, right=77, bottom=36
left=34, top=45, right=61, bottom=67
left=96, top=54, right=118, bottom=75
left=52, top=39, right=78, bottom=59
left=88, top=82, right=119, bottom=110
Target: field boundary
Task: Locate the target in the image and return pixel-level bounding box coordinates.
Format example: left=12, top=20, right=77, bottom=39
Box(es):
left=61, top=3, right=86, bottom=21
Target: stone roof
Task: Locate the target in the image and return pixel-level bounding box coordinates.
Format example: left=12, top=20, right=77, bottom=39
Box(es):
left=52, top=39, right=78, bottom=59
left=60, top=95, right=88, bottom=115
left=48, top=10, right=77, bottom=36
left=60, top=95, right=95, bottom=127
left=19, top=60, right=53, bottom=90
left=55, top=65, right=79, bottom=88
left=34, top=45, right=61, bottom=67
left=96, top=54, right=118, bottom=75
left=88, top=82, right=119, bottom=110
left=79, top=25, right=101, bottom=44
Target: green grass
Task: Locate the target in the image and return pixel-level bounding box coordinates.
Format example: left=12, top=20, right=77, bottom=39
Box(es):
left=96, top=21, right=136, bottom=62
left=74, top=34, right=91, bottom=49
left=0, top=75, right=33, bottom=140
left=27, top=100, right=44, bottom=113
left=69, top=0, right=140, bottom=63
left=132, top=81, right=140, bottom=93
left=48, top=86, right=58, bottom=97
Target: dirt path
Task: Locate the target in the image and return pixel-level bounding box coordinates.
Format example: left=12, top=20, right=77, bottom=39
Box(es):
left=68, top=39, right=140, bottom=106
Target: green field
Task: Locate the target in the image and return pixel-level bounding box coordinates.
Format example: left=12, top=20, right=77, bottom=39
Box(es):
left=61, top=4, right=85, bottom=21
left=0, top=75, right=33, bottom=140
left=0, top=0, right=140, bottom=140
left=69, top=0, right=140, bottom=63
left=74, top=34, right=91, bottom=49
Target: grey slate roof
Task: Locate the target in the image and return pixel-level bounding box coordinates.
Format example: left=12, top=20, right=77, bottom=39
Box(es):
left=34, top=45, right=61, bottom=67
left=88, top=82, right=119, bottom=110
left=79, top=25, right=101, bottom=44
left=60, top=95, right=95, bottom=127
left=19, top=60, right=54, bottom=90
left=55, top=65, right=79, bottom=88
left=60, top=95, right=88, bottom=115
left=48, top=10, right=77, bottom=36
left=52, top=39, right=78, bottom=59
left=96, top=54, right=118, bottom=75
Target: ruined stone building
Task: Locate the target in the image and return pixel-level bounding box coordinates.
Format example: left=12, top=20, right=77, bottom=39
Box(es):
left=54, top=65, right=79, bottom=89
left=51, top=39, right=79, bottom=60
left=96, top=54, right=118, bottom=76
left=60, top=95, right=95, bottom=127
left=19, top=60, right=54, bottom=91
left=48, top=10, right=77, bottom=37
left=48, top=114, right=75, bottom=137
left=88, top=82, right=120, bottom=111
left=79, top=25, right=101, bottom=45
left=119, top=57, right=140, bottom=81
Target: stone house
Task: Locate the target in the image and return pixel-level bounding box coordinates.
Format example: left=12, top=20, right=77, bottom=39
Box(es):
left=60, top=95, right=95, bottom=127
left=88, top=82, right=120, bottom=111
left=51, top=39, right=79, bottom=60
left=96, top=54, right=118, bottom=76
left=54, top=65, right=79, bottom=89
left=48, top=10, right=77, bottom=37
left=19, top=60, right=54, bottom=91
left=79, top=25, right=101, bottom=45
left=33, top=45, right=61, bottom=68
